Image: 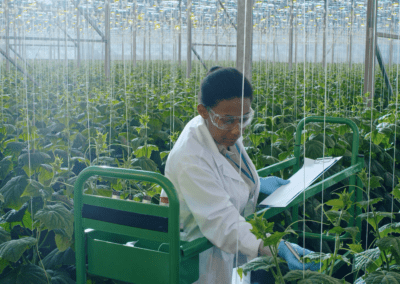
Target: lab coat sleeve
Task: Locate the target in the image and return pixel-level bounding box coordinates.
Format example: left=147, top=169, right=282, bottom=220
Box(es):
left=174, top=161, right=262, bottom=260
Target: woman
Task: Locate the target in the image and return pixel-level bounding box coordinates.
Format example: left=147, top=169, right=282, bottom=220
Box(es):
left=160, top=67, right=317, bottom=284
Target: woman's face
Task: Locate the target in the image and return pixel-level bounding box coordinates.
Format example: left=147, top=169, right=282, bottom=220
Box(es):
left=198, top=97, right=251, bottom=148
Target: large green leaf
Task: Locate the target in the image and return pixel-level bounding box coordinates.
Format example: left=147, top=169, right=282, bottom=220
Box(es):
left=5, top=141, right=25, bottom=154
left=379, top=222, right=400, bottom=238
left=364, top=271, right=400, bottom=284
left=34, top=203, right=74, bottom=238
left=42, top=248, right=75, bottom=270
left=0, top=202, right=28, bottom=223
left=358, top=212, right=394, bottom=231
left=0, top=156, right=13, bottom=180
left=375, top=236, right=400, bottom=259
left=55, top=234, right=73, bottom=252
left=0, top=227, right=11, bottom=244
left=237, top=255, right=281, bottom=278
left=305, top=140, right=326, bottom=159
left=46, top=270, right=75, bottom=284
left=0, top=237, right=37, bottom=262
left=354, top=248, right=382, bottom=272
left=0, top=176, right=28, bottom=207
left=131, top=156, right=158, bottom=172
left=283, top=270, right=349, bottom=284
left=302, top=252, right=332, bottom=272
left=310, top=133, right=336, bottom=148
left=134, top=144, right=159, bottom=159
left=0, top=264, right=51, bottom=284
left=18, top=152, right=52, bottom=168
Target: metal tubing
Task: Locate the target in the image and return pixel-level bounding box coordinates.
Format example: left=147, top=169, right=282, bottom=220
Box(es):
left=0, top=36, right=103, bottom=43
left=375, top=44, right=394, bottom=99
left=186, top=0, right=192, bottom=78
left=105, top=0, right=111, bottom=79
left=323, top=0, right=328, bottom=69
left=74, top=166, right=180, bottom=284
left=236, top=0, right=253, bottom=82
left=289, top=1, right=294, bottom=70
left=363, top=0, right=377, bottom=103
left=5, top=0, right=10, bottom=71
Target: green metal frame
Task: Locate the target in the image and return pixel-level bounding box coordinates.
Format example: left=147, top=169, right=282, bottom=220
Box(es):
left=74, top=167, right=212, bottom=284
left=74, top=116, right=362, bottom=283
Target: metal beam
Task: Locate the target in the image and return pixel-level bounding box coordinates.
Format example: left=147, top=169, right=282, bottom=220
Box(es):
left=186, top=0, right=192, bottom=78
left=5, top=0, right=10, bottom=71
left=375, top=44, right=394, bottom=99
left=349, top=0, right=354, bottom=68
left=363, top=0, right=377, bottom=103
left=0, top=36, right=103, bottom=43
left=377, top=32, right=400, bottom=40
left=10, top=44, right=75, bottom=47
left=55, top=22, right=78, bottom=48
left=217, top=0, right=237, bottom=31
left=288, top=1, right=294, bottom=70
left=178, top=0, right=182, bottom=65
left=105, top=0, right=111, bottom=79
left=0, top=47, right=39, bottom=87
left=132, top=2, right=136, bottom=67
left=192, top=43, right=236, bottom=47
left=323, top=0, right=328, bottom=68
left=72, top=0, right=105, bottom=41
left=236, top=0, right=253, bottom=82
left=191, top=47, right=207, bottom=71
left=8, top=46, right=32, bottom=69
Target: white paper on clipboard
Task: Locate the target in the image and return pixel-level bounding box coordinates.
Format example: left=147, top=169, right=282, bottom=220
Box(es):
left=259, top=157, right=342, bottom=208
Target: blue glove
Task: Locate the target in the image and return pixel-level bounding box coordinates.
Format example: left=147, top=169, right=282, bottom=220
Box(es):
left=259, top=176, right=290, bottom=195
left=278, top=241, right=320, bottom=271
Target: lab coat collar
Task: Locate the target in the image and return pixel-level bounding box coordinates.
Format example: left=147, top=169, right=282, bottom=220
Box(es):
left=195, top=116, right=246, bottom=183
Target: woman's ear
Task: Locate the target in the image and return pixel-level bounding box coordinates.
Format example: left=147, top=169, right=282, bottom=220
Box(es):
left=197, top=104, right=209, bottom=120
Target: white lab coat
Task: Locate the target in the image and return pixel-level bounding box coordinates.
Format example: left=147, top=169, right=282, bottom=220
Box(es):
left=162, top=115, right=262, bottom=284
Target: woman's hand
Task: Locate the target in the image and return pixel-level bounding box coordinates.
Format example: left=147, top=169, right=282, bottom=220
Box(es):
left=277, top=241, right=320, bottom=271
left=259, top=176, right=290, bottom=195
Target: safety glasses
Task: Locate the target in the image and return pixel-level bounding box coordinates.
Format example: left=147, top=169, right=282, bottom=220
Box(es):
left=207, top=107, right=254, bottom=130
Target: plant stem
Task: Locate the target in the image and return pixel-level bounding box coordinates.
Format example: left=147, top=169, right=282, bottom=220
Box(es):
left=270, top=246, right=285, bottom=284
left=329, top=234, right=341, bottom=276
left=329, top=210, right=344, bottom=276
left=39, top=231, right=50, bottom=249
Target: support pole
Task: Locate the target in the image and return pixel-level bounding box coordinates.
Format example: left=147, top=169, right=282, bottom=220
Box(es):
left=105, top=0, right=111, bottom=79
left=77, top=9, right=81, bottom=68
left=389, top=19, right=393, bottom=69
left=186, top=0, right=192, bottom=78
left=148, top=23, right=151, bottom=61
left=363, top=0, right=377, bottom=103
left=178, top=0, right=182, bottom=65
left=349, top=0, right=354, bottom=69
left=132, top=2, right=136, bottom=67
left=236, top=0, right=253, bottom=82
left=331, top=28, right=335, bottom=64
left=143, top=23, right=146, bottom=62
left=215, top=0, right=219, bottom=63
left=288, top=1, right=294, bottom=70
left=13, top=24, right=17, bottom=63
left=5, top=0, right=10, bottom=71
left=376, top=44, right=393, bottom=99
left=314, top=24, right=318, bottom=63
left=323, top=0, right=328, bottom=69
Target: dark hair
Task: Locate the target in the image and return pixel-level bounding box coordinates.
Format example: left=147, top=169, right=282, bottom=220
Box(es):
left=199, top=67, right=253, bottom=108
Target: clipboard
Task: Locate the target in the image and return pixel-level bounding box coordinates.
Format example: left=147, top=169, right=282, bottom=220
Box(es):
left=259, top=156, right=342, bottom=208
